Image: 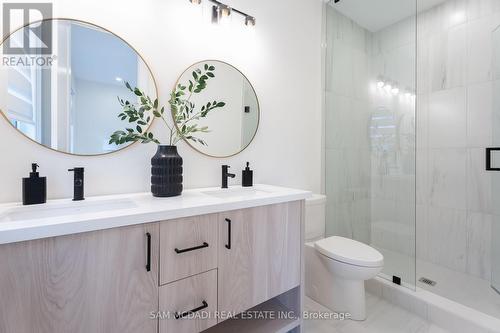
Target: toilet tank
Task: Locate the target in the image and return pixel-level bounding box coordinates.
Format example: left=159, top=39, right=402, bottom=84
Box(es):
left=305, top=194, right=326, bottom=242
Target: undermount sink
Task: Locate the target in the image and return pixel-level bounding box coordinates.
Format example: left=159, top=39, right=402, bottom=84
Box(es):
left=201, top=187, right=272, bottom=199
left=0, top=198, right=137, bottom=222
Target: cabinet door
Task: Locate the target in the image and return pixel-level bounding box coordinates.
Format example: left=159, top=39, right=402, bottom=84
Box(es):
left=217, top=201, right=302, bottom=316
left=0, top=223, right=159, bottom=333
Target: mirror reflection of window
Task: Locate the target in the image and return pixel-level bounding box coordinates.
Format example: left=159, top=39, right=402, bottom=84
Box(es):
left=67, top=23, right=139, bottom=154
left=0, top=19, right=157, bottom=155
left=4, top=29, right=40, bottom=143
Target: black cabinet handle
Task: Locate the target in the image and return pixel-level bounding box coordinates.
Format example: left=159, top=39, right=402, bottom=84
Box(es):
left=175, top=242, right=209, bottom=254
left=146, top=232, right=151, bottom=272
left=486, top=148, right=500, bottom=171
left=174, top=300, right=208, bottom=319
left=225, top=218, right=231, bottom=249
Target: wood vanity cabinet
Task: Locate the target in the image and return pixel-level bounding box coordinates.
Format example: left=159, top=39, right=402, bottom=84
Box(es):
left=0, top=223, right=159, bottom=333
left=0, top=200, right=304, bottom=333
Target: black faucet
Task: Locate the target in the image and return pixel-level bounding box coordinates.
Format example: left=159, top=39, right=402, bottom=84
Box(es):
left=68, top=167, right=85, bottom=201
left=221, top=165, right=235, bottom=189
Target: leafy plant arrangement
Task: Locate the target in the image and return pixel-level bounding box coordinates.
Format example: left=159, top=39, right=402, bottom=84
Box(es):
left=109, top=63, right=225, bottom=146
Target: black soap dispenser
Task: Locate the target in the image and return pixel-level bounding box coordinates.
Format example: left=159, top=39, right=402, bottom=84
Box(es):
left=22, top=163, right=47, bottom=205
left=242, top=162, right=253, bottom=187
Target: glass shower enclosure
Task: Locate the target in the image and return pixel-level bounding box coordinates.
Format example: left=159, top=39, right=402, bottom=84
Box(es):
left=325, top=0, right=500, bottom=318
left=324, top=0, right=417, bottom=288
left=492, top=26, right=500, bottom=295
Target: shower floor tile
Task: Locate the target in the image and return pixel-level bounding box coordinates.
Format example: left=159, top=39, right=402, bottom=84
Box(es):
left=417, top=259, right=500, bottom=319
left=374, top=246, right=500, bottom=319
left=303, top=294, right=449, bottom=333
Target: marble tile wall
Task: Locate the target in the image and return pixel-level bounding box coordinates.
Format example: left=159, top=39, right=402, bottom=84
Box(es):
left=324, top=6, right=372, bottom=244
left=416, top=0, right=500, bottom=280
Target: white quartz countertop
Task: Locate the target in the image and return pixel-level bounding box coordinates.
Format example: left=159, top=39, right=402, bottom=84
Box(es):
left=0, top=184, right=311, bottom=245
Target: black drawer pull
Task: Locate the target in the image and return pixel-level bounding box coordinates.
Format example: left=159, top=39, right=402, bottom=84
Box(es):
left=486, top=147, right=500, bottom=171
left=146, top=233, right=151, bottom=272
left=174, top=300, right=208, bottom=319
left=225, top=218, right=231, bottom=249
left=174, top=242, right=209, bottom=254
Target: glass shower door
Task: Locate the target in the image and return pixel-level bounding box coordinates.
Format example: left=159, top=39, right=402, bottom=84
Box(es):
left=491, top=27, right=500, bottom=294
left=491, top=153, right=500, bottom=294
left=324, top=0, right=416, bottom=288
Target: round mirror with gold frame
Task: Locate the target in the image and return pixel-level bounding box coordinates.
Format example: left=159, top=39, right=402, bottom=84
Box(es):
left=0, top=18, right=158, bottom=156
left=172, top=60, right=259, bottom=158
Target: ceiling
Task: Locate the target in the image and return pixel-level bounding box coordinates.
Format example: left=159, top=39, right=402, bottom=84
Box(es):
left=331, top=0, right=448, bottom=32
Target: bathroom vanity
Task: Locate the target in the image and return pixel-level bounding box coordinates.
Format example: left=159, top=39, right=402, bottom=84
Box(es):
left=0, top=185, right=310, bottom=333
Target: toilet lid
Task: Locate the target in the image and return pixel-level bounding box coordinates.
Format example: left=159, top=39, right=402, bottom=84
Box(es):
left=315, top=236, right=384, bottom=268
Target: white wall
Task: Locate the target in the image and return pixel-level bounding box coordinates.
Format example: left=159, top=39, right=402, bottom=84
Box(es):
left=0, top=0, right=323, bottom=202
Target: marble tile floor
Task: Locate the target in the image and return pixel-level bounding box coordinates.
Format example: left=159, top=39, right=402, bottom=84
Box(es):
left=303, top=295, right=449, bottom=333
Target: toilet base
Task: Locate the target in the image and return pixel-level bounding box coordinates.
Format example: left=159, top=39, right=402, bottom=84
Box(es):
left=327, top=277, right=366, bottom=320
left=305, top=242, right=376, bottom=321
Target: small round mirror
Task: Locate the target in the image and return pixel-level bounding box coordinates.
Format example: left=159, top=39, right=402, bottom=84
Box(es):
left=172, top=60, right=259, bottom=158
left=0, top=19, right=157, bottom=155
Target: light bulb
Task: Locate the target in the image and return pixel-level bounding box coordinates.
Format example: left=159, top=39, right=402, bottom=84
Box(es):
left=245, top=16, right=256, bottom=27
left=219, top=4, right=231, bottom=17
left=391, top=87, right=399, bottom=95
left=377, top=80, right=385, bottom=88
left=384, top=84, right=392, bottom=92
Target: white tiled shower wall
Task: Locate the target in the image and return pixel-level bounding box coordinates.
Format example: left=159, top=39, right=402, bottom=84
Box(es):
left=325, top=0, right=499, bottom=284
left=324, top=5, right=373, bottom=244
left=417, top=0, right=500, bottom=280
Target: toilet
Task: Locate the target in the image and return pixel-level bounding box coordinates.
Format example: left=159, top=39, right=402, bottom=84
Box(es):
left=304, top=195, right=384, bottom=321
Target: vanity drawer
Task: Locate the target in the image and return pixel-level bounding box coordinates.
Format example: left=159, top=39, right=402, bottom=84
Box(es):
left=160, top=214, right=218, bottom=284
left=159, top=269, right=218, bottom=333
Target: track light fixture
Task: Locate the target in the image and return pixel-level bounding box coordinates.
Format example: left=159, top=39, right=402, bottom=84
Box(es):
left=188, top=0, right=256, bottom=27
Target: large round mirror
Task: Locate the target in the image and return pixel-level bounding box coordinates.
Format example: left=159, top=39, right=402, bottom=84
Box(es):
left=0, top=19, right=157, bottom=155
left=172, top=60, right=259, bottom=158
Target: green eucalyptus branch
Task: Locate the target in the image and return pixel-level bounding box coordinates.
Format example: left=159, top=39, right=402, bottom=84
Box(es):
left=109, top=63, right=225, bottom=147
left=169, top=63, right=226, bottom=146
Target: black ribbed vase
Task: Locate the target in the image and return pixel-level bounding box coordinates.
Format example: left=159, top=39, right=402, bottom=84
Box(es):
left=151, top=145, right=183, bottom=197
